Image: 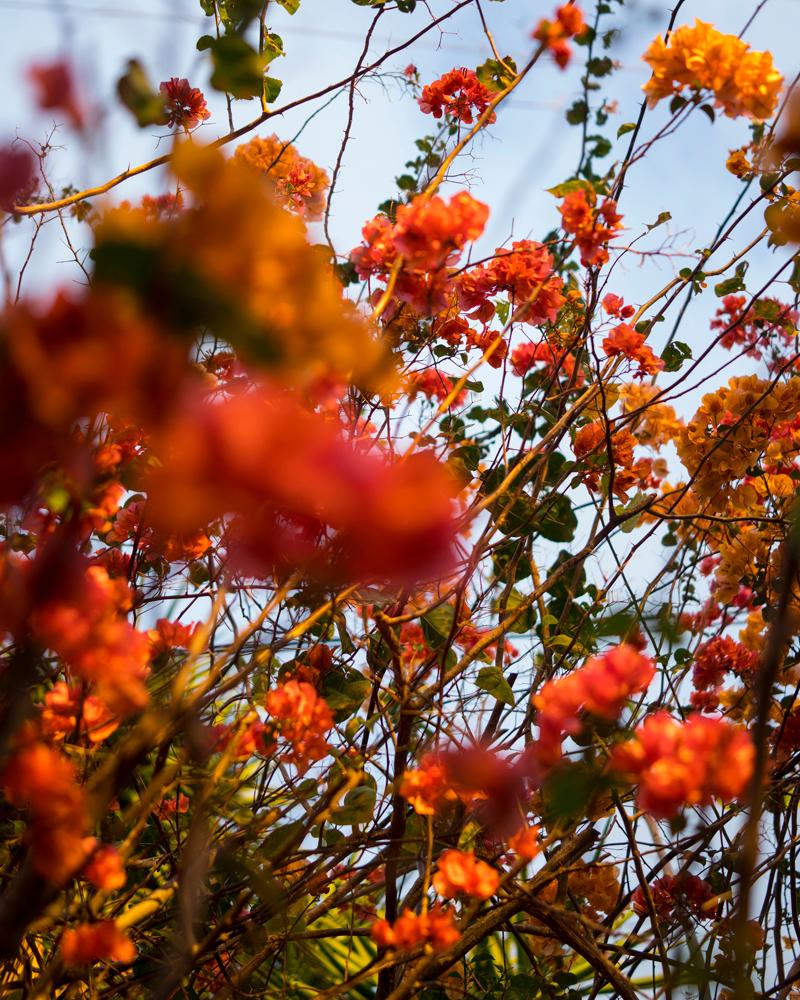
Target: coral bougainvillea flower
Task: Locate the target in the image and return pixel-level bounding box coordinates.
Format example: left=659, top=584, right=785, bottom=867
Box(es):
left=372, top=905, right=460, bottom=952
left=533, top=645, right=655, bottom=767
left=61, top=921, right=136, bottom=966
left=611, top=711, right=754, bottom=819
left=264, top=679, right=334, bottom=774
left=0, top=143, right=37, bottom=211
left=433, top=849, right=500, bottom=900
left=533, top=4, right=588, bottom=69
left=419, top=68, right=496, bottom=125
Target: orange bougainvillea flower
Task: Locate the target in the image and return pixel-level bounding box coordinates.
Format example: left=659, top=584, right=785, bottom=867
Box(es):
left=533, top=4, right=587, bottom=69
left=160, top=77, right=210, bottom=130
left=1, top=737, right=91, bottom=883
left=432, top=849, right=500, bottom=900
left=507, top=825, right=541, bottom=860
left=31, top=563, right=150, bottom=716
left=611, top=711, right=754, bottom=819
left=40, top=682, right=120, bottom=745
left=642, top=20, right=783, bottom=120
left=393, top=192, right=489, bottom=272
left=533, top=644, right=655, bottom=768
left=372, top=904, right=460, bottom=952
left=234, top=134, right=329, bottom=219
left=560, top=188, right=622, bottom=267
left=418, top=68, right=496, bottom=125
left=399, top=754, right=459, bottom=815
left=602, top=323, right=664, bottom=378
left=61, top=921, right=136, bottom=966
left=510, top=340, right=581, bottom=383
left=405, top=368, right=467, bottom=408
left=264, top=680, right=334, bottom=774
left=147, top=618, right=201, bottom=658
left=81, top=841, right=127, bottom=891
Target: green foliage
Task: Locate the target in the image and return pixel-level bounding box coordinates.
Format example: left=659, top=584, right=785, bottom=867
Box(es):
left=197, top=34, right=273, bottom=99
left=116, top=60, right=167, bottom=127
left=476, top=666, right=515, bottom=706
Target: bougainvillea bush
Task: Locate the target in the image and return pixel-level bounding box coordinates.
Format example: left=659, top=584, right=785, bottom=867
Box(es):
left=1, top=1, right=799, bottom=997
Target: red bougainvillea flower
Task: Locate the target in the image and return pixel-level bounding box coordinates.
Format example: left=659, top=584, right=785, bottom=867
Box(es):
left=264, top=679, right=334, bottom=774
left=533, top=644, right=655, bottom=768
left=61, top=921, right=136, bottom=966
left=372, top=905, right=460, bottom=952
left=533, top=4, right=588, bottom=69
left=160, top=77, right=211, bottom=130
left=611, top=711, right=754, bottom=819
left=405, top=368, right=467, bottom=408
left=27, top=60, right=85, bottom=130
left=30, top=562, right=151, bottom=716
left=632, top=873, right=714, bottom=921
left=510, top=340, right=581, bottom=383
left=433, top=849, right=500, bottom=900
left=0, top=143, right=37, bottom=211
left=602, top=293, right=635, bottom=319
left=692, top=635, right=759, bottom=691
left=419, top=68, right=496, bottom=125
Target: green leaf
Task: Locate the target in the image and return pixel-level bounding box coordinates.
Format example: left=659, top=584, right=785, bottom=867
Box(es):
left=116, top=60, right=168, bottom=127
left=535, top=493, right=577, bottom=543
left=322, top=668, right=370, bottom=721
left=647, top=210, right=671, bottom=231
left=714, top=262, right=748, bottom=297
left=660, top=340, right=692, bottom=372
left=587, top=56, right=614, bottom=77
left=475, top=56, right=517, bottom=93
left=263, top=76, right=283, bottom=104
left=617, top=121, right=636, bottom=138
left=699, top=104, right=715, bottom=123
left=566, top=99, right=588, bottom=125
left=546, top=178, right=593, bottom=199
left=330, top=777, right=376, bottom=826
left=422, top=604, right=455, bottom=646
left=476, top=666, right=515, bottom=706
left=789, top=256, right=800, bottom=295
left=276, top=0, right=300, bottom=11
left=198, top=33, right=268, bottom=99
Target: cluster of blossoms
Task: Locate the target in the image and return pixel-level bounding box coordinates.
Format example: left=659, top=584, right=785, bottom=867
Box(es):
left=642, top=20, right=783, bottom=120
left=677, top=375, right=800, bottom=505
left=418, top=68, right=496, bottom=125
left=533, top=644, right=655, bottom=768
left=510, top=338, right=582, bottom=384
left=692, top=636, right=760, bottom=692
left=61, top=921, right=136, bottom=966
left=351, top=191, right=489, bottom=317
left=234, top=134, right=329, bottom=219
left=264, top=679, right=335, bottom=775
left=559, top=188, right=623, bottom=266
left=711, top=294, right=798, bottom=363
left=533, top=4, right=588, bottom=69
left=160, top=77, right=210, bottom=130
left=603, top=323, right=664, bottom=378
left=146, top=384, right=458, bottom=585
left=611, top=712, right=754, bottom=819
left=573, top=419, right=659, bottom=499
left=632, top=873, right=714, bottom=922
left=458, top=239, right=565, bottom=326
left=372, top=905, right=460, bottom=953
left=433, top=849, right=500, bottom=900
